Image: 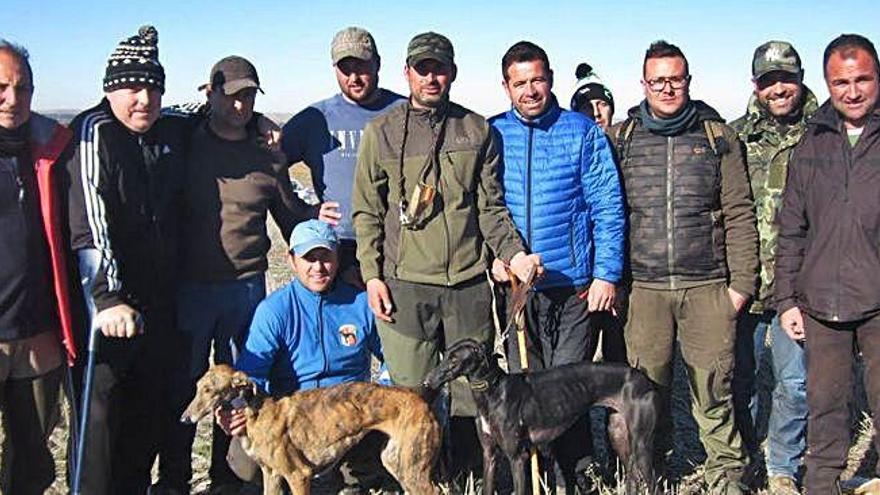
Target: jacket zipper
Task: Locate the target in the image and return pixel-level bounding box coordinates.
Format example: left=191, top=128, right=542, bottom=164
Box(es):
left=666, top=136, right=676, bottom=289
left=318, top=296, right=327, bottom=386
left=833, top=137, right=855, bottom=321
left=526, top=127, right=534, bottom=247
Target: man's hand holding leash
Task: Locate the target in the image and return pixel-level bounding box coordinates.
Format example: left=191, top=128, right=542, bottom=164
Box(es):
left=215, top=406, right=247, bottom=437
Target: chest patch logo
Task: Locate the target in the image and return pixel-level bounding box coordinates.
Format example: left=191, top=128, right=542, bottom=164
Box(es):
left=338, top=324, right=358, bottom=347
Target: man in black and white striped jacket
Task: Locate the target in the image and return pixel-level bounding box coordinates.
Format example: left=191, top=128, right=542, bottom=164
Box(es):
left=64, top=25, right=193, bottom=495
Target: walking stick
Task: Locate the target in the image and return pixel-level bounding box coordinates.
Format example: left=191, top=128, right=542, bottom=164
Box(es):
left=506, top=265, right=541, bottom=495
left=71, top=325, right=100, bottom=495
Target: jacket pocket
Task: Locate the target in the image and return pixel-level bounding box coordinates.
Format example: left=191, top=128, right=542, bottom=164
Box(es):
left=710, top=209, right=727, bottom=266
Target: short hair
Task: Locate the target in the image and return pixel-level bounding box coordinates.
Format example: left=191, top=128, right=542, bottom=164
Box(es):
left=501, top=41, right=551, bottom=81
left=0, top=38, right=33, bottom=85
left=823, top=33, right=879, bottom=77
left=643, top=40, right=689, bottom=78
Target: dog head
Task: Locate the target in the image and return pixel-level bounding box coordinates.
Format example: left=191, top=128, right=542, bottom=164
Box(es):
left=180, top=364, right=257, bottom=424
left=423, top=338, right=491, bottom=389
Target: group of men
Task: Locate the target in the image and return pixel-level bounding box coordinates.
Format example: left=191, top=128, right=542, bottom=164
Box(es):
left=1, top=20, right=879, bottom=495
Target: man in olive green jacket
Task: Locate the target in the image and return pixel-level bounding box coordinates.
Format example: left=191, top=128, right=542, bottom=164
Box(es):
left=352, top=32, right=541, bottom=423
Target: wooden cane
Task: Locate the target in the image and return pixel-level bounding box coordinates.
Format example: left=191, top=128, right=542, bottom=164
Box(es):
left=508, top=265, right=541, bottom=495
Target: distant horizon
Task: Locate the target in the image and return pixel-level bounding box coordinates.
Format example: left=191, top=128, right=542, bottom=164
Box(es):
left=7, top=0, right=878, bottom=121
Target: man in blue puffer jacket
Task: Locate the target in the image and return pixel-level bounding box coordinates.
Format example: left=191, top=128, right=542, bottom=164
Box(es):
left=489, top=41, right=625, bottom=493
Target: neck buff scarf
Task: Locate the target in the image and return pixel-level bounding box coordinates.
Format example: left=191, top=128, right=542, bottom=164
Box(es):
left=0, top=123, right=29, bottom=157
left=639, top=99, right=698, bottom=137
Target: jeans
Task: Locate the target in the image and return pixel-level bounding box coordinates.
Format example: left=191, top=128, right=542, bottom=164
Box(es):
left=162, top=274, right=266, bottom=490
left=733, top=311, right=807, bottom=478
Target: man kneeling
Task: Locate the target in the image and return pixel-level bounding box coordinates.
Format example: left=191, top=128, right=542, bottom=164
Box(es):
left=216, top=219, right=392, bottom=493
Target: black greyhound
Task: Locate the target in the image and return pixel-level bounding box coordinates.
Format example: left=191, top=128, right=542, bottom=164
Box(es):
left=424, top=338, right=659, bottom=494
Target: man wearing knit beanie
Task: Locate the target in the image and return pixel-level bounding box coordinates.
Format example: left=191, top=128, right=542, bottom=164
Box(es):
left=571, top=63, right=615, bottom=131
left=65, top=25, right=193, bottom=495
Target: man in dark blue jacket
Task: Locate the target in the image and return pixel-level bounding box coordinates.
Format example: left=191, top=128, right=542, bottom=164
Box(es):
left=489, top=41, right=625, bottom=493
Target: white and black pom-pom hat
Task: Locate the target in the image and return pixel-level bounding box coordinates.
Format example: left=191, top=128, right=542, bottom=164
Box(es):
left=103, top=25, right=165, bottom=94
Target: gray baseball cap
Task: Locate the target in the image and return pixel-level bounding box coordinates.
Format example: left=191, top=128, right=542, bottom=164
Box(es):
left=406, top=32, right=454, bottom=66
left=331, top=27, right=377, bottom=65
left=752, top=41, right=803, bottom=79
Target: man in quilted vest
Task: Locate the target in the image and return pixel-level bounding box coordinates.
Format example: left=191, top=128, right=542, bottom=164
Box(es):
left=609, top=40, right=758, bottom=495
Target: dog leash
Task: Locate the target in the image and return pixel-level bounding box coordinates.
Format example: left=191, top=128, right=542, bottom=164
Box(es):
left=502, top=265, right=542, bottom=495
left=498, top=265, right=537, bottom=343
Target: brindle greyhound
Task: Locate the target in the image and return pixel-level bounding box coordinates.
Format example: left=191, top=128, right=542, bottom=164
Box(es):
left=424, top=339, right=659, bottom=494
left=182, top=364, right=441, bottom=495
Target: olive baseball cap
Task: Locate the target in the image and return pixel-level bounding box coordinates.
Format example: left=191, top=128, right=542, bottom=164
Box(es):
left=198, top=56, right=263, bottom=95
left=331, top=27, right=377, bottom=65
left=752, top=41, right=803, bottom=79
left=406, top=32, right=454, bottom=66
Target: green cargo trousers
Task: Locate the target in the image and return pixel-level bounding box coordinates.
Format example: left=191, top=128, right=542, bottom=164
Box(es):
left=376, top=276, right=494, bottom=417
left=624, top=282, right=747, bottom=493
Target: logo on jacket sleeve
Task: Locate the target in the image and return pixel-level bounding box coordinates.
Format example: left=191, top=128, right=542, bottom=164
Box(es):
left=338, top=324, right=358, bottom=347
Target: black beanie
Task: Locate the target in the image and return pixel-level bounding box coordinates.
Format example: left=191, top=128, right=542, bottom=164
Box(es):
left=103, top=25, right=165, bottom=94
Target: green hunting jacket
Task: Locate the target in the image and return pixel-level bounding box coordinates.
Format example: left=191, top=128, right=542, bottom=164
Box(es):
left=731, top=88, right=818, bottom=312
left=352, top=100, right=525, bottom=286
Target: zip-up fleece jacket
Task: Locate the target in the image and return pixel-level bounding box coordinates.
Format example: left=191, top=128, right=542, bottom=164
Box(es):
left=66, top=99, right=191, bottom=313
left=611, top=101, right=758, bottom=297
left=0, top=114, right=78, bottom=362
left=489, top=98, right=624, bottom=289
left=775, top=101, right=880, bottom=322
left=235, top=279, right=382, bottom=396
left=352, top=100, right=525, bottom=285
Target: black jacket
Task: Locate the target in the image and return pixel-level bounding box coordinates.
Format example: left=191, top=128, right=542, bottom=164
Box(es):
left=65, top=99, right=191, bottom=313
left=776, top=101, right=880, bottom=322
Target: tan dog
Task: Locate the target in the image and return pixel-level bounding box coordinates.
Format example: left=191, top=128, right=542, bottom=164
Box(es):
left=181, top=364, right=441, bottom=494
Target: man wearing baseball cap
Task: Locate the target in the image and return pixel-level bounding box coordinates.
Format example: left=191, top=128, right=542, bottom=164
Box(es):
left=164, top=54, right=314, bottom=494
left=216, top=219, right=391, bottom=492
left=352, top=31, right=542, bottom=472
left=730, top=40, right=818, bottom=495
left=282, top=27, right=404, bottom=287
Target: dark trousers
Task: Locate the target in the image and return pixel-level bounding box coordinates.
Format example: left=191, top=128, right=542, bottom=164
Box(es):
left=73, top=306, right=178, bottom=495
left=162, top=275, right=265, bottom=491
left=804, top=312, right=880, bottom=494
left=504, top=286, right=597, bottom=492
left=0, top=367, right=62, bottom=495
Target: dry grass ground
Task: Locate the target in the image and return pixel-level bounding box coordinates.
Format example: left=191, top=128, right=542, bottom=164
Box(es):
left=4, top=163, right=877, bottom=494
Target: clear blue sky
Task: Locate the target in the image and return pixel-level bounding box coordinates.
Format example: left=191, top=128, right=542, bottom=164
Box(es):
left=6, top=0, right=879, bottom=120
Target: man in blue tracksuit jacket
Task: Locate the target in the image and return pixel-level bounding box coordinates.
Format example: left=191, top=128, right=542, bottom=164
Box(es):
left=489, top=41, right=625, bottom=492
left=220, top=220, right=389, bottom=492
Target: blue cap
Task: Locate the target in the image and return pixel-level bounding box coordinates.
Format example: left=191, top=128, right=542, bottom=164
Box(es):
left=289, top=220, right=338, bottom=256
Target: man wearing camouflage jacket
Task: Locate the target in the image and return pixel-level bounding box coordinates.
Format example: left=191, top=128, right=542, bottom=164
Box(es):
left=730, top=41, right=818, bottom=495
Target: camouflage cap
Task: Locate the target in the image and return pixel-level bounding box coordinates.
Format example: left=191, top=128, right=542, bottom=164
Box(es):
left=406, top=32, right=454, bottom=67
left=752, top=41, right=803, bottom=79
left=331, top=27, right=377, bottom=65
